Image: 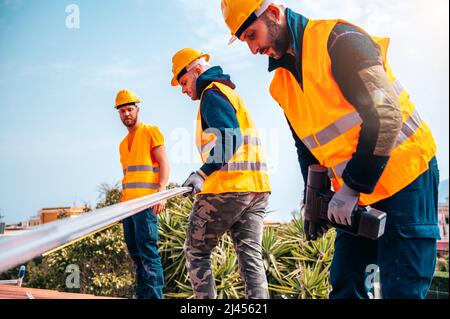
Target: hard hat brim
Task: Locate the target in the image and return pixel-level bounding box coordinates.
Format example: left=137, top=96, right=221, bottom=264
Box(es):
left=115, top=102, right=140, bottom=110
left=228, top=35, right=238, bottom=46
left=171, top=76, right=178, bottom=87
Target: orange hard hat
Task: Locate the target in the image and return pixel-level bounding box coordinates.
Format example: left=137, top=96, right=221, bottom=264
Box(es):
left=171, top=48, right=210, bottom=86
left=114, top=89, right=140, bottom=109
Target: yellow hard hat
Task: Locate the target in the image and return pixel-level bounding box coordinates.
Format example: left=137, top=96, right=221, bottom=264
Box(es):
left=171, top=48, right=210, bottom=86
left=115, top=89, right=141, bottom=109
left=221, top=0, right=273, bottom=44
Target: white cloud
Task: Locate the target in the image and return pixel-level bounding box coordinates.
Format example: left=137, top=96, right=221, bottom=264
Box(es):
left=0, top=62, right=75, bottom=79
left=80, top=57, right=155, bottom=90
left=0, top=58, right=154, bottom=91
left=176, top=0, right=256, bottom=71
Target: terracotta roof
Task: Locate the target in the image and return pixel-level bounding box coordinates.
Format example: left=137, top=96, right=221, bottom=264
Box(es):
left=0, top=285, right=120, bottom=299
left=264, top=219, right=285, bottom=225
left=437, top=240, right=449, bottom=253
left=40, top=207, right=83, bottom=211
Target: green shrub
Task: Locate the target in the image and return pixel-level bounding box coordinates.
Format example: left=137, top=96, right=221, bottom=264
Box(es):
left=437, top=257, right=449, bottom=272
left=427, top=271, right=449, bottom=299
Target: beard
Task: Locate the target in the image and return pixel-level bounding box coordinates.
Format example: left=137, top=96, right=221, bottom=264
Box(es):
left=189, top=73, right=201, bottom=101
left=122, top=117, right=138, bottom=128
left=264, top=16, right=290, bottom=58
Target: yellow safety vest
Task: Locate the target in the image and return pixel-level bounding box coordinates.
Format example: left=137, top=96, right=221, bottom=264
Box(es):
left=196, top=82, right=271, bottom=194
left=269, top=19, right=437, bottom=206
left=120, top=123, right=161, bottom=202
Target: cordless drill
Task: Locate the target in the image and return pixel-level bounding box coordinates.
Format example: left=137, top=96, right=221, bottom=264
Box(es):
left=304, top=165, right=387, bottom=240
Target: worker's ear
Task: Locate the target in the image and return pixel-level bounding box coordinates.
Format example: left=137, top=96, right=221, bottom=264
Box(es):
left=194, top=66, right=203, bottom=78
left=266, top=4, right=282, bottom=23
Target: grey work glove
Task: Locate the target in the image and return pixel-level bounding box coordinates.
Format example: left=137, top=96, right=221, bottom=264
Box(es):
left=327, top=183, right=360, bottom=226
left=182, top=171, right=205, bottom=195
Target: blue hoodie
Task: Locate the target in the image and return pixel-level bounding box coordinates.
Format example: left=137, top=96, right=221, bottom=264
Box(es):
left=196, top=66, right=243, bottom=176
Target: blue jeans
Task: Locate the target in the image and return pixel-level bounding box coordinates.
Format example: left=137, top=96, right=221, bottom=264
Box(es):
left=329, top=158, right=441, bottom=299
left=122, top=208, right=164, bottom=299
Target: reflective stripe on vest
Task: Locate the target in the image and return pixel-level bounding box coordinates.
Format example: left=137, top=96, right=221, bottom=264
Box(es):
left=198, top=135, right=262, bottom=156
left=125, top=165, right=161, bottom=173
left=221, top=162, right=268, bottom=172
left=327, top=109, right=423, bottom=180
left=122, top=182, right=160, bottom=190
left=269, top=19, right=436, bottom=205
left=301, top=112, right=362, bottom=150
left=394, top=109, right=422, bottom=148
left=196, top=81, right=271, bottom=194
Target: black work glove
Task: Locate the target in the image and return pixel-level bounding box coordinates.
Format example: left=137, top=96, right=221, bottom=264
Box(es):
left=304, top=219, right=330, bottom=242
left=182, top=171, right=205, bottom=195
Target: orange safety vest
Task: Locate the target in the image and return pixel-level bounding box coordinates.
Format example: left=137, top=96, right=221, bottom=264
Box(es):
left=196, top=82, right=271, bottom=194
left=120, top=123, right=161, bottom=202
left=269, top=19, right=437, bottom=206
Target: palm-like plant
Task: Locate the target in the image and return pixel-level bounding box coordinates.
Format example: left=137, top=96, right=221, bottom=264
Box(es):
left=267, top=212, right=335, bottom=299
left=158, top=194, right=193, bottom=293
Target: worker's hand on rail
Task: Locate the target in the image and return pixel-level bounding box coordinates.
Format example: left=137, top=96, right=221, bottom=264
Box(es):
left=153, top=201, right=166, bottom=215
left=328, top=183, right=360, bottom=226
left=153, top=186, right=167, bottom=215
left=182, top=171, right=205, bottom=195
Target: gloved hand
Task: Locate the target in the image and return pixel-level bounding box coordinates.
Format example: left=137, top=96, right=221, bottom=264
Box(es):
left=182, top=171, right=205, bottom=195
left=304, top=219, right=330, bottom=241
left=327, top=183, right=360, bottom=226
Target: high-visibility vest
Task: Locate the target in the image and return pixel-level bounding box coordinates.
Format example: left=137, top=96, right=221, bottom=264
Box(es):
left=196, top=82, right=271, bottom=194
left=269, top=19, right=437, bottom=206
left=120, top=123, right=161, bottom=202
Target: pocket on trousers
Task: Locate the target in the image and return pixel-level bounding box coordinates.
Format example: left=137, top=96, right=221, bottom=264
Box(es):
left=394, top=224, right=439, bottom=282
left=395, top=224, right=441, bottom=240
left=188, top=214, right=208, bottom=249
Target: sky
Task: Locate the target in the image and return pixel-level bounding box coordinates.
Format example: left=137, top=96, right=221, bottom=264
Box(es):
left=0, top=0, right=448, bottom=224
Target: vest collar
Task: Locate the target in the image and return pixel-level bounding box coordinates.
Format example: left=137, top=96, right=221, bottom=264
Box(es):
left=196, top=66, right=236, bottom=97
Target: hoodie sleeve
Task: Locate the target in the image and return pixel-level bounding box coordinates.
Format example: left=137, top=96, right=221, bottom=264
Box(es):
left=199, top=88, right=243, bottom=176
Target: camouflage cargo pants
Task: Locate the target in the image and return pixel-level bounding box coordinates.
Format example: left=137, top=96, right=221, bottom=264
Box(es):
left=184, top=192, right=270, bottom=299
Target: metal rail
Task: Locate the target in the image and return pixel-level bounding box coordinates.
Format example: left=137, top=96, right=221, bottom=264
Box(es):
left=0, top=187, right=192, bottom=274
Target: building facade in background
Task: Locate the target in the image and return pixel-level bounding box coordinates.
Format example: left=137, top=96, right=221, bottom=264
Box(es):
left=438, top=198, right=449, bottom=256
left=0, top=206, right=86, bottom=239
left=38, top=206, right=85, bottom=225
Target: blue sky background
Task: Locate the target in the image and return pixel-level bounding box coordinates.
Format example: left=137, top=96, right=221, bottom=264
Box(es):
left=0, top=0, right=448, bottom=224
